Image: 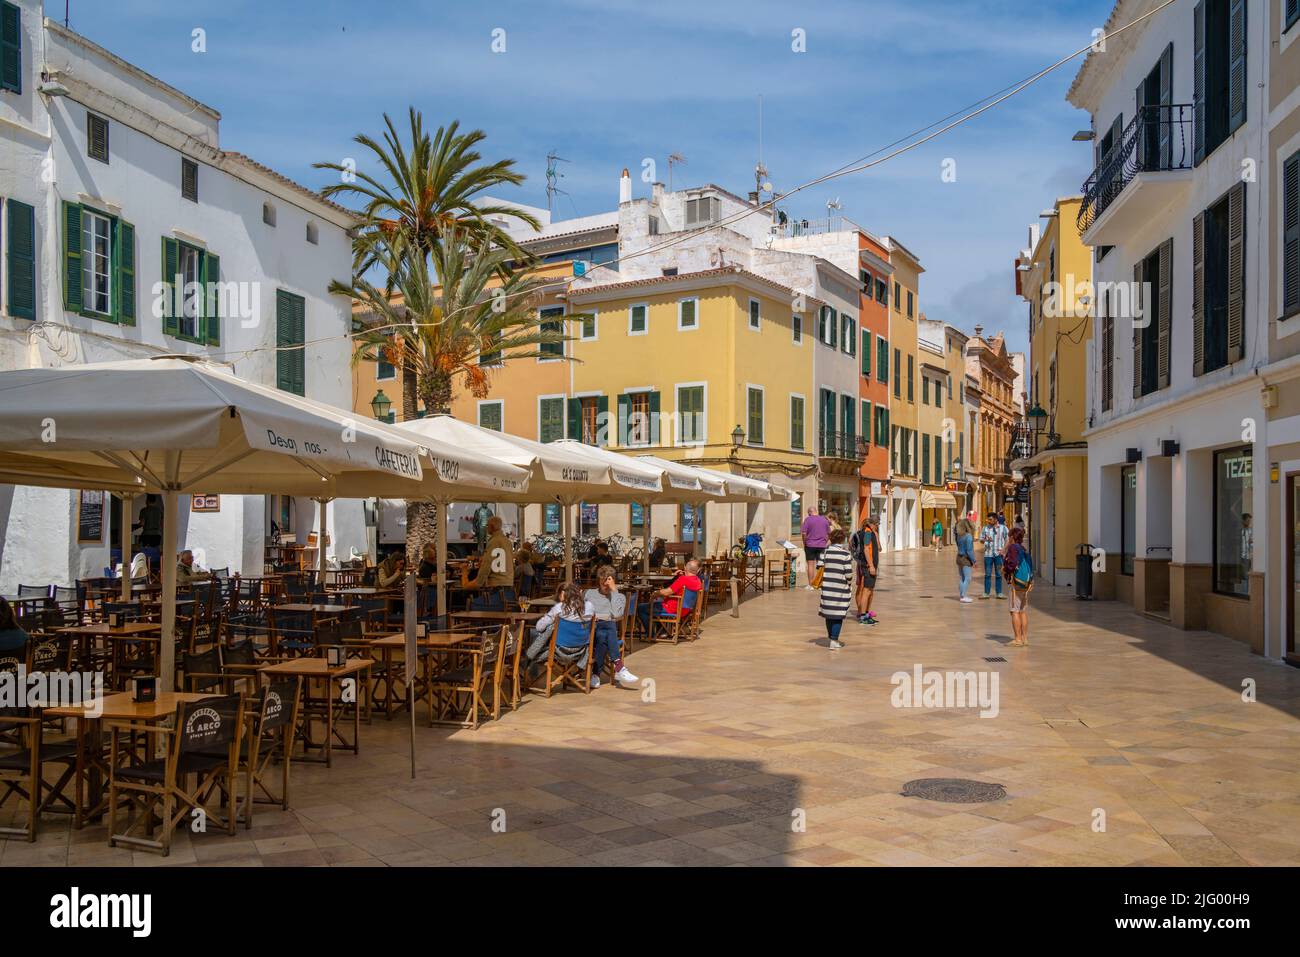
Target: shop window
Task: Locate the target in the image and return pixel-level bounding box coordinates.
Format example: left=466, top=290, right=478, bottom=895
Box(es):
left=1213, top=446, right=1253, bottom=596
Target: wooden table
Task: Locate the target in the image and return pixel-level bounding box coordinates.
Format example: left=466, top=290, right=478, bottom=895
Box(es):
left=259, top=658, right=371, bottom=766
left=366, top=632, right=475, bottom=716
left=332, top=588, right=393, bottom=598
left=46, top=691, right=215, bottom=829
left=449, top=610, right=544, bottom=624
left=58, top=622, right=161, bottom=681
left=273, top=603, right=350, bottom=615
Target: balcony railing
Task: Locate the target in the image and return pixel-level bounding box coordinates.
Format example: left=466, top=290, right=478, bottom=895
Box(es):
left=1077, top=104, right=1192, bottom=234
left=818, top=430, right=866, bottom=460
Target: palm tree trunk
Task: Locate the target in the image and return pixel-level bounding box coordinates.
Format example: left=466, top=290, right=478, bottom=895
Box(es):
left=405, top=372, right=454, bottom=562
left=401, top=363, right=428, bottom=563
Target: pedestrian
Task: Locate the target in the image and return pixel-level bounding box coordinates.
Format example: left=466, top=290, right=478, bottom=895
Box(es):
left=850, top=514, right=881, bottom=625
left=817, top=528, right=854, bottom=649
left=800, top=506, right=830, bottom=591
left=1003, top=526, right=1033, bottom=646
left=981, top=513, right=1007, bottom=599
left=930, top=517, right=944, bottom=552
left=954, top=511, right=977, bottom=603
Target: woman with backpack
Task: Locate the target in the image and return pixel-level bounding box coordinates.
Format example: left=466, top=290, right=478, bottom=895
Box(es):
left=1002, top=526, right=1033, bottom=646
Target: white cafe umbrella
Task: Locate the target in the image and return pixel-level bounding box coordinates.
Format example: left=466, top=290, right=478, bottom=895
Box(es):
left=635, top=455, right=729, bottom=563
left=0, top=356, right=528, bottom=688
left=393, top=415, right=617, bottom=613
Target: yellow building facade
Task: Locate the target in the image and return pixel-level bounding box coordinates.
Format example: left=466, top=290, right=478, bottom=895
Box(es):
left=883, top=239, right=923, bottom=551
left=1014, top=196, right=1090, bottom=588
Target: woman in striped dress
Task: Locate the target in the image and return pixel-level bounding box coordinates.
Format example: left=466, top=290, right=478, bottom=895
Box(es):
left=818, top=528, right=855, bottom=649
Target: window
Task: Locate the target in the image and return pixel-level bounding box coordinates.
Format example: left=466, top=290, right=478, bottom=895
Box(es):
left=376, top=353, right=395, bottom=380
left=580, top=310, right=596, bottom=340
left=662, top=267, right=678, bottom=277
left=685, top=195, right=720, bottom=225
left=818, top=305, right=835, bottom=344
left=305, top=222, right=319, bottom=245
left=4, top=199, right=35, bottom=319
left=861, top=328, right=871, bottom=376
left=894, top=281, right=901, bottom=307
left=677, top=385, right=704, bottom=444
left=579, top=503, right=599, bottom=536
left=628, top=303, right=647, bottom=335
left=874, top=405, right=889, bottom=447
left=678, top=297, right=697, bottom=330
left=1284, top=150, right=1300, bottom=319
left=625, top=391, right=652, bottom=446
left=569, top=395, right=608, bottom=445
left=1194, top=0, right=1247, bottom=164
left=935, top=435, right=943, bottom=480
left=893, top=348, right=901, bottom=398
left=947, top=374, right=953, bottom=400
left=861, top=400, right=871, bottom=444
left=87, top=113, right=109, bottom=163
left=81, top=209, right=112, bottom=316
left=181, top=158, right=198, bottom=202
left=478, top=401, right=503, bottom=431
left=1, top=1, right=21, bottom=94
left=539, top=305, right=564, bottom=359
left=748, top=298, right=761, bottom=331
left=178, top=244, right=202, bottom=340
left=1213, top=447, right=1253, bottom=596
left=262, top=202, right=277, bottom=227
left=543, top=503, right=561, bottom=534
left=907, top=355, right=915, bottom=402
left=922, top=376, right=930, bottom=406
left=790, top=394, right=805, bottom=450
left=875, top=277, right=887, bottom=305
left=539, top=396, right=565, bottom=442
left=1194, top=184, right=1245, bottom=375
left=1289, top=0, right=1300, bottom=32
left=877, top=336, right=889, bottom=382
left=922, top=433, right=930, bottom=484
left=841, top=313, right=856, bottom=355
left=906, top=290, right=914, bottom=318
left=746, top=386, right=764, bottom=445
left=276, top=289, right=306, bottom=395
left=1101, top=311, right=1115, bottom=411
left=792, top=313, right=802, bottom=343
left=860, top=268, right=872, bottom=289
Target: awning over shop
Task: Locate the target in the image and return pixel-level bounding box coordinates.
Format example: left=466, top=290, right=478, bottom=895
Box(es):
left=920, top=490, right=958, bottom=509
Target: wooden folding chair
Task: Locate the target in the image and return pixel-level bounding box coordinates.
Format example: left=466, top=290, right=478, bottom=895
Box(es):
left=647, top=588, right=700, bottom=644
left=426, top=628, right=499, bottom=730
left=534, top=618, right=595, bottom=697
left=0, top=649, right=77, bottom=841
left=108, top=694, right=245, bottom=856
left=240, top=677, right=301, bottom=826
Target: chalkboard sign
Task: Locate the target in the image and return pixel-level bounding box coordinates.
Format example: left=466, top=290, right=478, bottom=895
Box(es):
left=77, top=490, right=105, bottom=543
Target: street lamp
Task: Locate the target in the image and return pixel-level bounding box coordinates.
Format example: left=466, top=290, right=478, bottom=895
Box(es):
left=730, top=424, right=745, bottom=456
left=370, top=389, right=393, bottom=422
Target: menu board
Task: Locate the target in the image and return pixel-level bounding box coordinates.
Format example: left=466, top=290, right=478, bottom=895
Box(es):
left=77, top=490, right=105, bottom=543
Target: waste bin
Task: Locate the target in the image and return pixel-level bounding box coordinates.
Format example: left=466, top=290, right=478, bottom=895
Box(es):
left=1075, top=543, right=1094, bottom=600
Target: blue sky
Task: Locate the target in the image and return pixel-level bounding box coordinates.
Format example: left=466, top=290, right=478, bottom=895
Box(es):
left=68, top=0, right=1110, bottom=355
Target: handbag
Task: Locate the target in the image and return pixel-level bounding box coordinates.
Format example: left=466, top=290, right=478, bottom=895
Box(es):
left=810, top=565, right=824, bottom=588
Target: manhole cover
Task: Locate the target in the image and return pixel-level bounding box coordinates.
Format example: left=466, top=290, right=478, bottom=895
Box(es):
left=901, top=778, right=1007, bottom=804
left=984, top=656, right=1007, bottom=662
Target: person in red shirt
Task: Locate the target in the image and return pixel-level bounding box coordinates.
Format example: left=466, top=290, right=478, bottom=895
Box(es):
left=638, top=558, right=703, bottom=632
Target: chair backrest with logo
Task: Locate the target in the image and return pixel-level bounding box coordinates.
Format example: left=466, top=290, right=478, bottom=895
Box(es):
left=175, top=694, right=241, bottom=757
left=258, top=679, right=299, bottom=734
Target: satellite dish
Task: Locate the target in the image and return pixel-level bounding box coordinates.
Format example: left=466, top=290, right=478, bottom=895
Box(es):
left=761, top=181, right=773, bottom=193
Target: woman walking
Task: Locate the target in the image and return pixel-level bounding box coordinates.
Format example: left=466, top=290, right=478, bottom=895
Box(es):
left=954, top=511, right=976, bottom=603
left=930, top=517, right=944, bottom=552
left=1002, top=526, right=1033, bottom=646
left=817, top=528, right=855, bottom=649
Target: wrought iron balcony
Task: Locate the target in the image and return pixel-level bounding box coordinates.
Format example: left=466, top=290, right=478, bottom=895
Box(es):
left=1077, top=104, right=1193, bottom=236
left=818, top=430, right=866, bottom=461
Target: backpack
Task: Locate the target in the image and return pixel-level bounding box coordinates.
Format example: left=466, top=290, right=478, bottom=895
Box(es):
left=1011, top=546, right=1034, bottom=588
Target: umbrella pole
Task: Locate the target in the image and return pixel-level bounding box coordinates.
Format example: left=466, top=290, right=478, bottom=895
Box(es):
left=160, top=486, right=179, bottom=693
left=435, top=500, right=447, bottom=622
left=316, top=498, right=329, bottom=585
left=642, top=500, right=651, bottom=573
left=562, top=502, right=572, bottom=584
left=120, top=493, right=133, bottom=601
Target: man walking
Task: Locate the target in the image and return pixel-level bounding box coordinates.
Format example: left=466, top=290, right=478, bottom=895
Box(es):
left=983, top=514, right=1009, bottom=599
left=800, top=506, right=830, bottom=591
left=850, top=514, right=881, bottom=625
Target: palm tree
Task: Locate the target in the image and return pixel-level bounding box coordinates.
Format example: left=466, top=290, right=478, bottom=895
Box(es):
left=315, top=110, right=541, bottom=277
left=340, top=234, right=577, bottom=556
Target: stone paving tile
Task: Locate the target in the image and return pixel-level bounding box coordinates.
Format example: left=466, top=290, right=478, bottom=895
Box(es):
left=6, top=547, right=1300, bottom=866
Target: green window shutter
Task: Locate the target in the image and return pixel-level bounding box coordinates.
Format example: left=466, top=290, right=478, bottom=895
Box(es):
left=292, top=294, right=305, bottom=395
left=1284, top=153, right=1300, bottom=316
left=62, top=202, right=82, bottom=313
left=0, top=1, right=20, bottom=95
left=115, top=219, right=135, bottom=326
left=922, top=434, right=930, bottom=484
left=616, top=393, right=631, bottom=446
left=566, top=398, right=581, bottom=440
left=161, top=237, right=179, bottom=337
left=596, top=394, right=610, bottom=446
left=648, top=390, right=661, bottom=445
left=861, top=329, right=870, bottom=376
left=276, top=289, right=306, bottom=395
left=861, top=400, right=871, bottom=442
left=203, top=251, right=220, bottom=345
left=1156, top=238, right=1172, bottom=386
left=878, top=337, right=888, bottom=382
left=1227, top=0, right=1247, bottom=135
left=5, top=199, right=35, bottom=320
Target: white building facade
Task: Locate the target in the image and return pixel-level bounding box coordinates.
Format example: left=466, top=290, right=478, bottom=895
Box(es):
left=0, top=0, right=363, bottom=589
left=1069, top=0, right=1269, bottom=649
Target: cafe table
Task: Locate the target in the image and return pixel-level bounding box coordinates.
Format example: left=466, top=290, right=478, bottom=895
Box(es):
left=366, top=632, right=475, bottom=717
left=273, top=603, right=350, bottom=615
left=57, top=621, right=161, bottom=681
left=45, top=691, right=215, bottom=829
left=259, top=657, right=371, bottom=767
left=449, top=610, right=545, bottom=625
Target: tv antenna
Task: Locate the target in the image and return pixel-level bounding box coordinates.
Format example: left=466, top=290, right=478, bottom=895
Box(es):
left=667, top=152, right=686, bottom=191
left=827, top=197, right=843, bottom=216
left=545, top=150, right=569, bottom=216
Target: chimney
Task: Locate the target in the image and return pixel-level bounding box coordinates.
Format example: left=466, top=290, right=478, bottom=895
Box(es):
left=619, top=167, right=632, bottom=204
left=973, top=325, right=984, bottom=339
left=651, top=181, right=664, bottom=205
left=748, top=190, right=760, bottom=205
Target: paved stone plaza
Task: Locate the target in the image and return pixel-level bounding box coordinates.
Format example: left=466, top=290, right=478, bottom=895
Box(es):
left=5, top=546, right=1300, bottom=867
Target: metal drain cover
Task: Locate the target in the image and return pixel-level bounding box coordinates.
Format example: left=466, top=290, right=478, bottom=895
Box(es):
left=901, top=778, right=1007, bottom=804
left=984, top=656, right=1007, bottom=662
